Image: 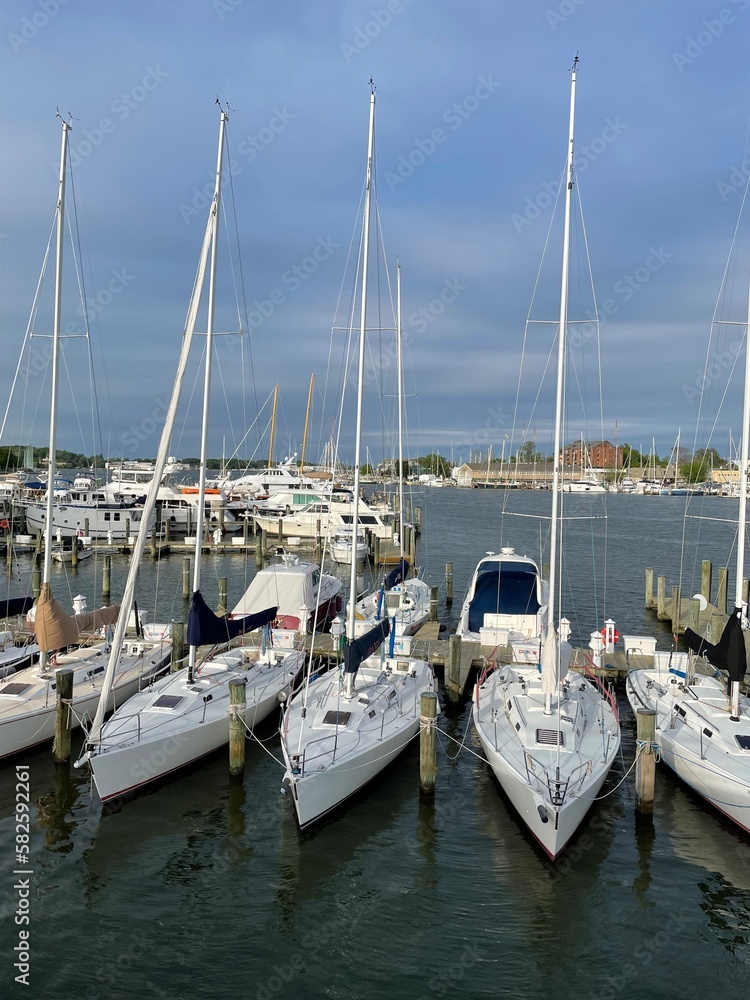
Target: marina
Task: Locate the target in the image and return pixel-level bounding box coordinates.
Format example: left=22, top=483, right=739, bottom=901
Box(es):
left=2, top=488, right=750, bottom=997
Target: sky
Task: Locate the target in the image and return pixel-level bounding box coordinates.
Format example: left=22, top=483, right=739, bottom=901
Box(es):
left=2, top=0, right=750, bottom=468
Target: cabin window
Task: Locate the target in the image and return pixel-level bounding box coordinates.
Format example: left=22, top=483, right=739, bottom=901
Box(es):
left=312, top=569, right=320, bottom=589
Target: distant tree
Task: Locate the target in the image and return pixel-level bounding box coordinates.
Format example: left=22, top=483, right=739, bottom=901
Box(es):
left=416, top=453, right=450, bottom=478
left=360, top=463, right=374, bottom=476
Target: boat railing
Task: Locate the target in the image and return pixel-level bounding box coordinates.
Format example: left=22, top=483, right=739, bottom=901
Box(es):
left=523, top=752, right=593, bottom=804
left=579, top=654, right=620, bottom=724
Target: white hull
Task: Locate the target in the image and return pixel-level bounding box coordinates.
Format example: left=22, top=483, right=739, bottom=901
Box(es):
left=87, top=641, right=303, bottom=800
left=0, top=639, right=171, bottom=761
left=626, top=667, right=750, bottom=834
left=331, top=541, right=368, bottom=565
left=473, top=663, right=620, bottom=858
left=24, top=502, right=151, bottom=540
left=281, top=655, right=436, bottom=828
left=353, top=577, right=432, bottom=637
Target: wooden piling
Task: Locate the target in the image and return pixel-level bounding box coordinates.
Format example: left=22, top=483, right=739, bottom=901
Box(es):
left=84, top=517, right=89, bottom=537
left=32, top=562, right=41, bottom=600
left=228, top=678, right=247, bottom=777
left=701, top=560, right=712, bottom=604
left=645, top=567, right=654, bottom=609
left=656, top=576, right=667, bottom=620
left=218, top=578, right=228, bottom=616
left=103, top=555, right=111, bottom=604
left=635, top=708, right=657, bottom=814
left=260, top=529, right=267, bottom=566
left=242, top=514, right=249, bottom=546
left=446, top=633, right=462, bottom=705
left=445, top=562, right=453, bottom=605
left=164, top=518, right=171, bottom=543
left=419, top=691, right=438, bottom=796
left=670, top=585, right=681, bottom=634
left=171, top=621, right=186, bottom=672
left=414, top=505, right=422, bottom=536
left=688, top=597, right=700, bottom=632
left=372, top=534, right=380, bottom=569
left=430, top=586, right=439, bottom=622
left=717, top=567, right=728, bottom=614
left=277, top=517, right=283, bottom=544
left=182, top=557, right=191, bottom=601
left=71, top=541, right=78, bottom=568
left=256, top=530, right=265, bottom=570
left=125, top=518, right=131, bottom=541
left=52, top=667, right=74, bottom=763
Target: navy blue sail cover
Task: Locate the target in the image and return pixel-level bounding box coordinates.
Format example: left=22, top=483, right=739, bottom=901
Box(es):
left=385, top=559, right=410, bottom=590
left=684, top=608, right=747, bottom=684
left=187, top=590, right=277, bottom=647
left=344, top=618, right=390, bottom=674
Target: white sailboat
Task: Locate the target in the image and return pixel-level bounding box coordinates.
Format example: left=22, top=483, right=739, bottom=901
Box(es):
left=0, top=121, right=171, bottom=763
left=626, top=202, right=750, bottom=837
left=280, top=83, right=437, bottom=829
left=79, top=107, right=302, bottom=801
left=353, top=262, right=431, bottom=638
left=471, top=59, right=621, bottom=859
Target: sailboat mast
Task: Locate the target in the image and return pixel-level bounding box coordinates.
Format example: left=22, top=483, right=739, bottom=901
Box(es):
left=42, top=120, right=70, bottom=591
left=188, top=108, right=227, bottom=682
left=300, top=373, right=314, bottom=474
left=268, top=384, right=278, bottom=469
left=347, top=82, right=376, bottom=656
left=396, top=260, right=405, bottom=557
left=547, top=57, right=578, bottom=646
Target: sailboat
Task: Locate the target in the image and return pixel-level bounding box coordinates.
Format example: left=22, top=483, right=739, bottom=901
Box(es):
left=625, top=199, right=750, bottom=837
left=0, top=120, right=171, bottom=762
left=471, top=59, right=621, bottom=859
left=79, top=107, right=302, bottom=801
left=352, top=262, right=431, bottom=638
left=279, top=83, right=437, bottom=829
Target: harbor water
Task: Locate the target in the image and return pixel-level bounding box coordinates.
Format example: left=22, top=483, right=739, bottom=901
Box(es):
left=1, top=489, right=749, bottom=999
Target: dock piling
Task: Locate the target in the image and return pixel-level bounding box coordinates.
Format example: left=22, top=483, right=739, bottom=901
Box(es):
left=419, top=691, right=438, bottom=796
left=656, top=576, right=667, bottom=620
left=218, top=578, right=228, bottom=616
left=171, top=621, right=186, bottom=672
left=103, top=555, right=111, bottom=604
left=228, top=678, right=248, bottom=777
left=645, top=567, right=654, bottom=609
left=52, top=667, right=74, bottom=764
left=445, top=562, right=453, bottom=605
left=429, top=586, right=439, bottom=622
left=701, top=560, right=712, bottom=604
left=446, top=633, right=462, bottom=705
left=182, top=557, right=191, bottom=601
left=717, top=567, right=728, bottom=614
left=670, top=585, right=681, bottom=635
left=635, top=708, right=657, bottom=814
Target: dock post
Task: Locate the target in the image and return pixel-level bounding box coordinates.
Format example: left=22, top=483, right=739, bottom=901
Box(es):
left=84, top=517, right=89, bottom=537
left=447, top=633, right=462, bottom=705
left=670, top=585, right=681, bottom=635
left=372, top=534, right=380, bottom=569
left=430, top=586, right=439, bottom=622
left=445, top=562, right=453, bottom=605
left=171, top=621, right=185, bottom=672
left=125, top=518, right=131, bottom=542
left=243, top=515, right=249, bottom=546
left=688, top=597, right=700, bottom=633
left=164, top=518, right=171, bottom=543
left=406, top=498, right=413, bottom=525
left=717, top=567, right=728, bottom=615
left=32, top=561, right=41, bottom=600
left=260, top=529, right=267, bottom=567
left=419, top=691, right=438, bottom=796
left=701, top=560, right=712, bottom=604
left=656, top=576, right=667, bottom=620
left=414, top=505, right=422, bottom=535
left=645, top=567, right=654, bottom=609
left=182, top=557, right=191, bottom=601
left=103, top=555, right=111, bottom=604
left=71, top=541, right=78, bottom=568
left=52, top=667, right=74, bottom=763
left=256, top=530, right=265, bottom=570
left=277, top=517, right=283, bottom=545
left=635, top=708, right=657, bottom=814
left=218, top=578, right=228, bottom=616
left=228, top=678, right=247, bottom=777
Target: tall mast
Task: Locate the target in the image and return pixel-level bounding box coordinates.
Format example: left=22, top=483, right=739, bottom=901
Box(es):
left=188, top=108, right=227, bottom=684
left=544, top=56, right=578, bottom=714
left=345, top=81, right=376, bottom=696
left=396, top=260, right=405, bottom=557
left=42, top=120, right=70, bottom=592
left=300, top=373, right=315, bottom=474
left=82, top=113, right=220, bottom=752
left=268, top=384, right=278, bottom=469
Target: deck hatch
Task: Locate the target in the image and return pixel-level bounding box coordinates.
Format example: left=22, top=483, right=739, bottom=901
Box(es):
left=735, top=734, right=750, bottom=751
left=152, top=695, right=184, bottom=710
left=0, top=682, right=32, bottom=696
left=322, top=710, right=351, bottom=727
left=536, top=728, right=565, bottom=747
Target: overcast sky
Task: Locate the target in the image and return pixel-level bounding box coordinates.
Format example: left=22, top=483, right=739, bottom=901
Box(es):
left=2, top=0, right=750, bottom=468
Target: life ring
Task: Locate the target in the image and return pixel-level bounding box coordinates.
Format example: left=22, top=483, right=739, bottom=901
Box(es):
left=0, top=519, right=9, bottom=530
left=600, top=627, right=620, bottom=644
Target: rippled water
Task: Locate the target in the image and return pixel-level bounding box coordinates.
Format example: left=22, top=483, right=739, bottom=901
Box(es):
left=1, top=489, right=749, bottom=999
